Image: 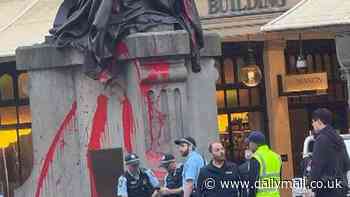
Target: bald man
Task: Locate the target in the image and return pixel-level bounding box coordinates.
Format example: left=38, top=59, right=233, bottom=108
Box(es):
left=196, top=142, right=241, bottom=197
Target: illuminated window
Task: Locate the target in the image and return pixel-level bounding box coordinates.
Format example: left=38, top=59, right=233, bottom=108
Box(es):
left=216, top=91, right=225, bottom=108
left=226, top=90, right=238, bottom=107
left=217, top=114, right=228, bottom=134
left=216, top=42, right=267, bottom=163
left=0, top=62, right=32, bottom=195
left=223, top=58, right=235, bottom=83
left=18, top=73, right=29, bottom=99
left=0, top=74, right=14, bottom=100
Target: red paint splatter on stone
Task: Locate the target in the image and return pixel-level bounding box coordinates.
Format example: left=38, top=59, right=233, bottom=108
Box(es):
left=35, top=102, right=77, bottom=197
left=116, top=42, right=170, bottom=181
left=144, top=61, right=170, bottom=82
left=115, top=42, right=129, bottom=59
left=87, top=95, right=108, bottom=150
left=122, top=96, right=135, bottom=153
left=87, top=95, right=108, bottom=197
left=140, top=61, right=169, bottom=150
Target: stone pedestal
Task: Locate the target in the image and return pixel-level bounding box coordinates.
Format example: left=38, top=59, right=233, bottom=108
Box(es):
left=14, top=30, right=221, bottom=197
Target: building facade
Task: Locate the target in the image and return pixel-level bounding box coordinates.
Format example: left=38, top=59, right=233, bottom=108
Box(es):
left=195, top=0, right=349, bottom=185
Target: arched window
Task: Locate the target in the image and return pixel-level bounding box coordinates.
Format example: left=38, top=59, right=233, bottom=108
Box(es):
left=0, top=61, right=32, bottom=196
left=0, top=74, right=14, bottom=100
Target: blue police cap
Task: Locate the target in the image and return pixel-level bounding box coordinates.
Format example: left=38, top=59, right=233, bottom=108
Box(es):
left=245, top=131, right=266, bottom=144
left=124, top=153, right=140, bottom=165
left=160, top=154, right=176, bottom=167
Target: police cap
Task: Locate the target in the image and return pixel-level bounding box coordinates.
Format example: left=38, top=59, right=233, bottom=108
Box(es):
left=124, top=153, right=140, bottom=165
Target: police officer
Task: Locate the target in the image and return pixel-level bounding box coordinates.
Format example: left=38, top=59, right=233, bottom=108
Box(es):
left=159, top=154, right=183, bottom=197
left=197, top=141, right=240, bottom=197
left=245, top=131, right=282, bottom=197
left=117, top=153, right=160, bottom=197
left=174, top=137, right=205, bottom=197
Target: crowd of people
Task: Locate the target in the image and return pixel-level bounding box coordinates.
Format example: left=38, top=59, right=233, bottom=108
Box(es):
left=116, top=108, right=350, bottom=197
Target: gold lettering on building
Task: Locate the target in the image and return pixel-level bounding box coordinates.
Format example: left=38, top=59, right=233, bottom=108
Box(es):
left=283, top=73, right=328, bottom=93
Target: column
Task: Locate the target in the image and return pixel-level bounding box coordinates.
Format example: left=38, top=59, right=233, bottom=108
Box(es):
left=263, top=39, right=294, bottom=196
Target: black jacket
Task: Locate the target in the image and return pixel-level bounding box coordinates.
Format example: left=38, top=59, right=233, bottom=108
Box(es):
left=311, top=126, right=350, bottom=196
left=197, top=161, right=240, bottom=197
left=239, top=159, right=259, bottom=197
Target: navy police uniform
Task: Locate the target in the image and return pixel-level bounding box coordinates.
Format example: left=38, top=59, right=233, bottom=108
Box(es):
left=160, top=154, right=183, bottom=197
left=117, top=154, right=160, bottom=197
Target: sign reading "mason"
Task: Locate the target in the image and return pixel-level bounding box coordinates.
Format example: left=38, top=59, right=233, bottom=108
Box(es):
left=283, top=73, right=328, bottom=93
left=205, top=0, right=289, bottom=17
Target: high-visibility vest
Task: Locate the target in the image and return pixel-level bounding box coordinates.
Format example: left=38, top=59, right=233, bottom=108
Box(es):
left=252, top=145, right=282, bottom=197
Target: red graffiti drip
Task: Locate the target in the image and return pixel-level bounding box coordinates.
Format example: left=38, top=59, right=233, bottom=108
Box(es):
left=122, top=96, right=134, bottom=153
left=144, top=62, right=170, bottom=81
left=139, top=61, right=169, bottom=150
left=35, top=102, right=77, bottom=197
left=87, top=95, right=108, bottom=197
left=88, top=95, right=108, bottom=150
left=116, top=40, right=169, bottom=182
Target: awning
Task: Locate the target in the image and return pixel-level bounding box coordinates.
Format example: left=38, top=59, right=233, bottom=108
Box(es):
left=261, top=0, right=350, bottom=32
left=0, top=0, right=62, bottom=58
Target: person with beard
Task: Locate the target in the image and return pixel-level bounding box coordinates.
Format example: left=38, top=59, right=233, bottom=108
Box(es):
left=117, top=153, right=160, bottom=197
left=197, top=142, right=240, bottom=197
left=158, top=154, right=183, bottom=197
left=174, top=137, right=205, bottom=197
left=310, top=108, right=350, bottom=197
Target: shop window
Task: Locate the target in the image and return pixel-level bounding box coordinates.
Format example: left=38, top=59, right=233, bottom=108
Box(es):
left=226, top=90, right=238, bottom=107
left=238, top=89, right=249, bottom=107
left=216, top=91, right=225, bottom=109
left=286, top=39, right=349, bottom=176
left=0, top=107, right=17, bottom=125
left=19, top=106, right=31, bottom=124
left=217, top=114, right=228, bottom=134
left=251, top=88, right=260, bottom=106
left=306, top=54, right=314, bottom=73
left=215, top=61, right=222, bottom=84
left=285, top=39, right=348, bottom=106
left=223, top=58, right=235, bottom=83
left=18, top=73, right=29, bottom=99
left=0, top=62, right=32, bottom=196
left=315, top=54, right=322, bottom=72
left=236, top=57, right=245, bottom=82
left=0, top=74, right=14, bottom=100
left=216, top=43, right=267, bottom=163
left=288, top=55, right=297, bottom=74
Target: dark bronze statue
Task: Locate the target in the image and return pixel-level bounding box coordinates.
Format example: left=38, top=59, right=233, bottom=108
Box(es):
left=50, top=0, right=204, bottom=81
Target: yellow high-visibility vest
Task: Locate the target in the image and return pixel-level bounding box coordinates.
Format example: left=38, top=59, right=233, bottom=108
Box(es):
left=252, top=145, right=282, bottom=197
